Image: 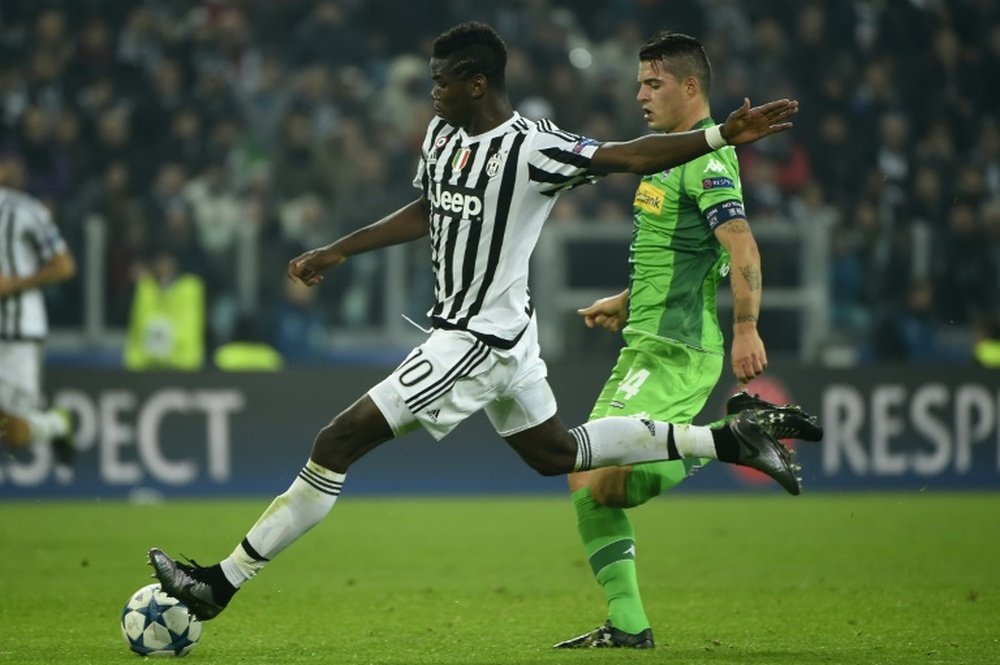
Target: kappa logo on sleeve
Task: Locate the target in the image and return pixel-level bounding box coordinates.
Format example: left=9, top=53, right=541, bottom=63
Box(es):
left=703, top=158, right=728, bottom=174
left=702, top=177, right=735, bottom=190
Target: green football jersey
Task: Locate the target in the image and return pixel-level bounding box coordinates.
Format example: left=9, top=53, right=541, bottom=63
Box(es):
left=625, top=118, right=746, bottom=355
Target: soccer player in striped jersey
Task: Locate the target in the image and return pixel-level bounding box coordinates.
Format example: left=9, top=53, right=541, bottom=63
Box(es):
left=0, top=156, right=77, bottom=474
left=149, top=22, right=804, bottom=625
left=554, top=33, right=823, bottom=650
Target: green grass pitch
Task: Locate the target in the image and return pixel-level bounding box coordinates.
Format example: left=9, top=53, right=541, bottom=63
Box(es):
left=1, top=493, right=998, bottom=664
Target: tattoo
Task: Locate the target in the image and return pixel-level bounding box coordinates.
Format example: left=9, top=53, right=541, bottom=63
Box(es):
left=735, top=314, right=758, bottom=324
left=739, top=265, right=761, bottom=291
left=724, top=219, right=751, bottom=234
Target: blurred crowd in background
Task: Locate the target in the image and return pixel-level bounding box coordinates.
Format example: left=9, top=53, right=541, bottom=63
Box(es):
left=0, top=0, right=997, bottom=366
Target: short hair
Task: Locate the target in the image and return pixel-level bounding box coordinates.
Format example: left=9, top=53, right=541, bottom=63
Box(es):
left=432, top=22, right=507, bottom=89
left=638, top=32, right=711, bottom=96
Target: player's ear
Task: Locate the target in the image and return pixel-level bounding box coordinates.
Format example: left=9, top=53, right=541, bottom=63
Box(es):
left=469, top=73, right=487, bottom=99
left=685, top=76, right=700, bottom=99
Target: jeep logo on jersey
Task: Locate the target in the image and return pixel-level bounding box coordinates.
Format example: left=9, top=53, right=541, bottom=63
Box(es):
left=429, top=182, right=484, bottom=221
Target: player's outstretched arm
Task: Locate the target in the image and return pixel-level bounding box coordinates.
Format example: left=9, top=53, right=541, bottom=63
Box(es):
left=589, top=98, right=798, bottom=176
left=288, top=197, right=430, bottom=286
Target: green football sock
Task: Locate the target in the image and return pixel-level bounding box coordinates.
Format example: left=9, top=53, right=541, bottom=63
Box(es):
left=626, top=458, right=706, bottom=507
left=572, top=487, right=649, bottom=634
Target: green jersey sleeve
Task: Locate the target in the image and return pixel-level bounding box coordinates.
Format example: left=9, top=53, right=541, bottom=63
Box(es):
left=680, top=145, right=746, bottom=231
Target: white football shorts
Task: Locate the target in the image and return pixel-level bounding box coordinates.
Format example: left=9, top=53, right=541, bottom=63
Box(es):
left=0, top=341, right=43, bottom=417
left=368, top=317, right=557, bottom=440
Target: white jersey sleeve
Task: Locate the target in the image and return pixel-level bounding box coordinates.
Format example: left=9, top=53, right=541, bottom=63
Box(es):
left=525, top=118, right=602, bottom=196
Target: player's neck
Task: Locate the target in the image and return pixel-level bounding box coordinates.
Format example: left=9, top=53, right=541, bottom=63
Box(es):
left=463, top=97, right=514, bottom=136
left=673, top=105, right=711, bottom=134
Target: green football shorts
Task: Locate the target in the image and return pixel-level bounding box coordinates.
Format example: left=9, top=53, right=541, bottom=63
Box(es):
left=588, top=330, right=724, bottom=505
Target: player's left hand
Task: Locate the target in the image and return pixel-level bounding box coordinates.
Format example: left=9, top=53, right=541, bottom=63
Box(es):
left=731, top=328, right=768, bottom=384
left=577, top=290, right=629, bottom=331
left=721, top=98, right=799, bottom=146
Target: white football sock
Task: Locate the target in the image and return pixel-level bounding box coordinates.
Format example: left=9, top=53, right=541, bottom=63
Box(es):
left=220, top=460, right=345, bottom=588
left=570, top=417, right=719, bottom=471
left=671, top=424, right=718, bottom=459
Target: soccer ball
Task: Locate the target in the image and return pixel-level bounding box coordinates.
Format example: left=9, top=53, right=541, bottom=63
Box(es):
left=120, top=583, right=202, bottom=656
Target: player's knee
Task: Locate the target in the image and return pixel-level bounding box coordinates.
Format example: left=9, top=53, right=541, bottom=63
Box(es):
left=504, top=423, right=576, bottom=477
left=523, top=446, right=575, bottom=477
left=312, top=415, right=362, bottom=471
left=587, top=467, right=631, bottom=507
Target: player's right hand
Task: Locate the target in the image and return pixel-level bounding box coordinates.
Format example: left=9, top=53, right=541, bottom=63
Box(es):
left=577, top=290, right=629, bottom=331
left=287, top=247, right=346, bottom=286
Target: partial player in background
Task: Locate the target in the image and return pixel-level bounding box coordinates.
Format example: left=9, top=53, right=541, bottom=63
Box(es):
left=146, top=22, right=803, bottom=628
left=0, top=155, right=77, bottom=474
left=554, top=32, right=823, bottom=649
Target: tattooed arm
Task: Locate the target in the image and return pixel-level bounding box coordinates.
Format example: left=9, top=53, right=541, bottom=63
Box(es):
left=715, top=218, right=767, bottom=384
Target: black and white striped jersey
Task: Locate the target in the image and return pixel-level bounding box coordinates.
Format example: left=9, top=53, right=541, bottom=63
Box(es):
left=413, top=112, right=601, bottom=348
left=0, top=187, right=68, bottom=340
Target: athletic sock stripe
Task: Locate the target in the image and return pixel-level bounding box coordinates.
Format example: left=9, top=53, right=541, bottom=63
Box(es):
left=588, top=538, right=636, bottom=576
left=298, top=467, right=343, bottom=495
left=666, top=424, right=680, bottom=460
left=241, top=537, right=270, bottom=562
left=406, top=341, right=491, bottom=413
left=300, top=465, right=344, bottom=491
left=297, top=471, right=342, bottom=495
left=571, top=425, right=592, bottom=470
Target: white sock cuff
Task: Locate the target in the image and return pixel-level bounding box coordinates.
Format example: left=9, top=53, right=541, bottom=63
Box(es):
left=298, top=460, right=346, bottom=496
left=672, top=424, right=717, bottom=459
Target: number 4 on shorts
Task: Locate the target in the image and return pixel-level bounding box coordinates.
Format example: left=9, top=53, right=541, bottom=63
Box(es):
left=616, top=368, right=650, bottom=400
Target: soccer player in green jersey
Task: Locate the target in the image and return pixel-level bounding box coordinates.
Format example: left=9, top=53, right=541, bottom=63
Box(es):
left=554, top=32, right=822, bottom=649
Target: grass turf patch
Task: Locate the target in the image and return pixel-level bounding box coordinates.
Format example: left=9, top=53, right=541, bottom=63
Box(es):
left=1, top=493, right=997, bottom=664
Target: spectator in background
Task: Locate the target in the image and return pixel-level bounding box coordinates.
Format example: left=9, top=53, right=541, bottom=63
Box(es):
left=288, top=1, right=364, bottom=69
left=829, top=199, right=876, bottom=342
left=213, top=314, right=283, bottom=371
left=272, top=108, right=330, bottom=200
left=240, top=52, right=291, bottom=150
left=123, top=247, right=205, bottom=371
left=159, top=106, right=209, bottom=176
left=9, top=105, right=72, bottom=201
left=271, top=277, right=331, bottom=365
left=184, top=157, right=243, bottom=282
left=934, top=203, right=993, bottom=327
